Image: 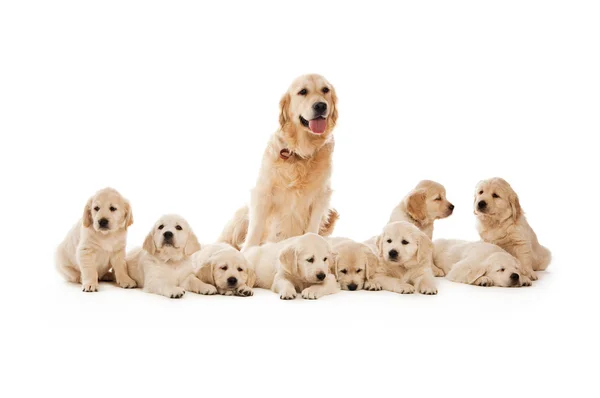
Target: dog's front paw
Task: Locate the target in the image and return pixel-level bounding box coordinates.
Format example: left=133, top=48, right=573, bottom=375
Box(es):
left=118, top=276, right=137, bottom=289
left=476, top=276, right=494, bottom=287
left=418, top=282, right=437, bottom=295
left=432, top=266, right=445, bottom=277
left=520, top=276, right=532, bottom=287
left=235, top=285, right=254, bottom=297
left=394, top=283, right=415, bottom=294
left=167, top=287, right=186, bottom=299
left=529, top=271, right=538, bottom=281
left=82, top=281, right=98, bottom=292
left=221, top=290, right=234, bottom=296
left=364, top=281, right=382, bottom=291
left=301, top=286, right=322, bottom=300
left=197, top=284, right=218, bottom=295
left=279, top=287, right=297, bottom=300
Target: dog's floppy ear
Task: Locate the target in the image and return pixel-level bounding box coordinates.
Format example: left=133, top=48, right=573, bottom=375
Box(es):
left=466, top=265, right=488, bottom=285
left=123, top=199, right=134, bottom=228
left=82, top=197, right=93, bottom=228
left=510, top=191, right=522, bottom=222
left=278, top=92, right=291, bottom=129
left=329, top=85, right=339, bottom=128
left=363, top=246, right=379, bottom=281
left=278, top=243, right=298, bottom=275
left=375, top=235, right=384, bottom=257
left=246, top=266, right=257, bottom=288
left=328, top=250, right=339, bottom=279
left=184, top=232, right=201, bottom=257
left=143, top=232, right=156, bottom=255
left=416, top=233, right=434, bottom=267
left=406, top=189, right=428, bottom=223
left=196, top=262, right=215, bottom=285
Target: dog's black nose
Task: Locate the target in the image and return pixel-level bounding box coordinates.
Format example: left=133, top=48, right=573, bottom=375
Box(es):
left=313, top=102, right=327, bottom=114
left=388, top=249, right=399, bottom=260
left=316, top=272, right=326, bottom=281
left=227, top=276, right=237, bottom=286
left=478, top=200, right=487, bottom=210
left=347, top=283, right=358, bottom=291
left=98, top=218, right=109, bottom=228
left=163, top=231, right=174, bottom=239
left=510, top=273, right=520, bottom=281
left=449, top=204, right=455, bottom=211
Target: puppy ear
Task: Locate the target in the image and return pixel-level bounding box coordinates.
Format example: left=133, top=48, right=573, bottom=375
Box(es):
left=329, top=251, right=339, bottom=279
left=278, top=244, right=298, bottom=275
left=143, top=232, right=156, bottom=255
left=363, top=246, right=379, bottom=281
left=510, top=192, right=522, bottom=222
left=417, top=233, right=434, bottom=267
left=184, top=232, right=201, bottom=256
left=82, top=198, right=93, bottom=228
left=406, top=189, right=428, bottom=222
left=196, top=262, right=215, bottom=285
left=123, top=200, right=134, bottom=228
left=466, top=265, right=487, bottom=285
left=329, top=86, right=339, bottom=127
left=246, top=266, right=257, bottom=288
left=376, top=235, right=383, bottom=257
left=278, top=92, right=291, bottom=129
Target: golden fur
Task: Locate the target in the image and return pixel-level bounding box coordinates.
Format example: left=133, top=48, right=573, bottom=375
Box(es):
left=193, top=243, right=255, bottom=297
left=366, top=221, right=438, bottom=295
left=220, top=74, right=339, bottom=251
left=244, top=233, right=340, bottom=300
left=474, top=178, right=551, bottom=281
left=55, top=187, right=135, bottom=292
left=434, top=239, right=532, bottom=287
left=327, top=237, right=380, bottom=291
left=126, top=215, right=204, bottom=299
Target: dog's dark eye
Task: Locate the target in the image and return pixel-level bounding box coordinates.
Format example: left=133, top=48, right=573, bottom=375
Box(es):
left=298, top=88, right=307, bottom=96
left=307, top=256, right=314, bottom=263
left=386, top=239, right=392, bottom=243
left=221, top=265, right=228, bottom=271
left=109, top=206, right=117, bottom=212
left=237, top=267, right=243, bottom=272
left=323, top=257, right=328, bottom=262
left=158, top=224, right=164, bottom=230
left=93, top=206, right=100, bottom=211
left=340, top=269, right=348, bottom=274
left=175, top=225, right=182, bottom=231
left=356, top=269, right=362, bottom=273
left=322, top=87, right=330, bottom=94
left=479, top=190, right=484, bottom=195
left=434, top=197, right=442, bottom=201
left=499, top=267, right=505, bottom=272
left=492, top=193, right=500, bottom=199
left=402, top=240, right=409, bottom=245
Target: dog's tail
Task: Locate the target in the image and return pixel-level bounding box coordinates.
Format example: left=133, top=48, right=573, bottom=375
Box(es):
left=319, top=208, right=339, bottom=237
left=217, top=206, right=249, bottom=251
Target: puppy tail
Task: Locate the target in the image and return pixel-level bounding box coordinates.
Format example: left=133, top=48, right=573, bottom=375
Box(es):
left=217, top=206, right=249, bottom=251
left=538, top=246, right=552, bottom=271
left=319, top=208, right=339, bottom=237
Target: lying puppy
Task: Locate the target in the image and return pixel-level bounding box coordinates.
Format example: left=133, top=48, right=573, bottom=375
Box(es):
left=244, top=233, right=339, bottom=300
left=193, top=243, right=255, bottom=297
left=55, top=187, right=135, bottom=292
left=327, top=238, right=381, bottom=291
left=366, top=221, right=437, bottom=295
left=220, top=74, right=340, bottom=251
left=433, top=239, right=532, bottom=287
left=388, top=180, right=454, bottom=240
left=474, top=178, right=551, bottom=281
left=126, top=215, right=204, bottom=299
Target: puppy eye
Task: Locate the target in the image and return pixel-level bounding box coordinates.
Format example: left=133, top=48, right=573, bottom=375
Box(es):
left=323, top=257, right=328, bottom=262
left=386, top=239, right=392, bottom=243
left=298, top=88, right=307, bottom=96
left=402, top=240, right=409, bottom=245
left=158, top=225, right=164, bottom=230
left=479, top=190, right=484, bottom=195
left=434, top=197, right=442, bottom=201
left=237, top=267, right=243, bottom=272
left=322, top=87, right=330, bottom=94
left=93, top=206, right=100, bottom=211
left=340, top=269, right=348, bottom=274
left=175, top=225, right=182, bottom=231
left=492, top=193, right=500, bottom=199
left=356, top=269, right=362, bottom=273
left=221, top=265, right=228, bottom=271
left=307, top=256, right=314, bottom=263
left=109, top=206, right=117, bottom=212
left=499, top=268, right=505, bottom=272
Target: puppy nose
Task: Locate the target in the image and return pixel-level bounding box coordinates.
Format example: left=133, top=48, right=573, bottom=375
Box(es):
left=388, top=249, right=399, bottom=259
left=163, top=231, right=174, bottom=239
left=313, top=102, right=327, bottom=114
left=98, top=218, right=109, bottom=228
left=316, top=272, right=326, bottom=281
left=347, top=283, right=357, bottom=291
left=227, top=276, right=237, bottom=286
left=478, top=200, right=487, bottom=210
left=449, top=204, right=455, bottom=211
left=510, top=273, right=520, bottom=281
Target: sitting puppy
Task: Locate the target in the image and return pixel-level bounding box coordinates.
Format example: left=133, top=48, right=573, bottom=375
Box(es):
left=388, top=180, right=454, bottom=240
left=474, top=178, right=551, bottom=281
left=126, top=215, right=204, bottom=299
left=244, top=233, right=339, bottom=300
left=433, top=239, right=532, bottom=287
left=366, top=221, right=437, bottom=295
left=193, top=243, right=255, bottom=297
left=327, top=238, right=381, bottom=291
left=55, top=187, right=136, bottom=292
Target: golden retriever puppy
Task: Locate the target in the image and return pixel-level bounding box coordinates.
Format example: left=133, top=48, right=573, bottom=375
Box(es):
left=433, top=239, right=532, bottom=287
left=126, top=215, right=204, bottom=299
left=366, top=221, right=438, bottom=295
left=55, top=187, right=135, bottom=292
left=244, top=233, right=339, bottom=300
left=327, top=238, right=381, bottom=291
left=219, top=74, right=339, bottom=251
left=474, top=178, right=551, bottom=281
left=388, top=180, right=454, bottom=240
left=192, top=243, right=255, bottom=297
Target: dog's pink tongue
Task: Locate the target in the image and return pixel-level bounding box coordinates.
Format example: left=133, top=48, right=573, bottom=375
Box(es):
left=309, top=118, right=327, bottom=134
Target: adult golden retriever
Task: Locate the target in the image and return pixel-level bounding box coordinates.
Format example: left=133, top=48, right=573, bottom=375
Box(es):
left=474, top=178, right=551, bottom=281
left=219, top=74, right=339, bottom=250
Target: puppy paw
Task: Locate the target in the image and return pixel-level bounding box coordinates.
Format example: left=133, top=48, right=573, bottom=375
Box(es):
left=167, top=287, right=186, bottom=299
left=529, top=271, right=538, bottom=281
left=235, top=286, right=254, bottom=297
left=393, top=283, right=415, bottom=294
left=279, top=287, right=297, bottom=300
left=197, top=284, right=218, bottom=295
left=520, top=276, right=532, bottom=287
left=476, top=276, right=494, bottom=287
left=82, top=281, right=98, bottom=292
left=118, top=276, right=137, bottom=289
left=418, top=283, right=437, bottom=295
left=364, top=281, right=382, bottom=291
left=301, top=286, right=322, bottom=300
left=221, top=290, right=234, bottom=296
left=432, top=266, right=446, bottom=277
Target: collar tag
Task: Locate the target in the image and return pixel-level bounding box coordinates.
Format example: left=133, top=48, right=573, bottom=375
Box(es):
left=280, top=148, right=292, bottom=160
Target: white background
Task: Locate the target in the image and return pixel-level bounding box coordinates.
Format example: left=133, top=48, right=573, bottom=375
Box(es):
left=1, top=1, right=599, bottom=397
